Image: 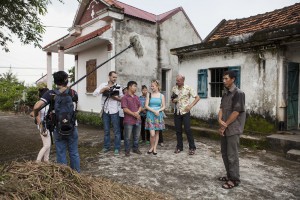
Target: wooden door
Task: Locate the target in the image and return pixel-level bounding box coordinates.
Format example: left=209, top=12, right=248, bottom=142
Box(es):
left=287, top=62, right=299, bottom=130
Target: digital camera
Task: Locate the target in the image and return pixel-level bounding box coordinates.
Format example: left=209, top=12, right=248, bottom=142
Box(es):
left=171, top=92, right=178, bottom=100
left=103, top=84, right=120, bottom=97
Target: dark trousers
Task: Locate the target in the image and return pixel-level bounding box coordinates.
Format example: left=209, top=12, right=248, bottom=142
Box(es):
left=174, top=112, right=196, bottom=150
left=158, top=130, right=164, bottom=143
left=221, top=134, right=240, bottom=181
left=141, top=116, right=150, bottom=141
left=120, top=117, right=124, bottom=140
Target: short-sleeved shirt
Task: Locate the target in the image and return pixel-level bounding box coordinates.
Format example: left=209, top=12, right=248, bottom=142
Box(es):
left=139, top=95, right=147, bottom=117
left=172, top=85, right=197, bottom=115
left=41, top=89, right=78, bottom=105
left=220, top=85, right=246, bottom=136
left=93, top=82, right=123, bottom=114
left=121, top=94, right=141, bottom=125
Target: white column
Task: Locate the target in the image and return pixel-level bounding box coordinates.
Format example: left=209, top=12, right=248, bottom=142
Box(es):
left=47, top=52, right=52, bottom=89
left=277, top=54, right=287, bottom=130
left=107, top=42, right=115, bottom=71
left=75, top=55, right=78, bottom=91
left=58, top=46, right=65, bottom=71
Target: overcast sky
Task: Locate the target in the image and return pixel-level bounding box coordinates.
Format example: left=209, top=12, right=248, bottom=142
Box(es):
left=0, top=0, right=298, bottom=85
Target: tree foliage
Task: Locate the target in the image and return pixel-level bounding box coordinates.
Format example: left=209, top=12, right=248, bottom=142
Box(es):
left=0, top=70, right=40, bottom=111
left=68, top=66, right=75, bottom=83
left=0, top=70, right=25, bottom=110
left=0, top=0, right=63, bottom=52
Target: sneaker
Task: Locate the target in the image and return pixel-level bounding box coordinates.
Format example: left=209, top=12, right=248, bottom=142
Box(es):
left=114, top=149, right=119, bottom=156
left=125, top=151, right=130, bottom=157
left=121, top=140, right=124, bottom=144
left=146, top=141, right=150, bottom=145
left=159, top=143, right=164, bottom=147
left=133, top=149, right=142, bottom=155
left=102, top=148, right=110, bottom=153
left=139, top=140, right=145, bottom=144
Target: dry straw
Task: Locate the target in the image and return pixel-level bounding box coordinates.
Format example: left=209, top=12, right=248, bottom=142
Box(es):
left=0, top=161, right=173, bottom=200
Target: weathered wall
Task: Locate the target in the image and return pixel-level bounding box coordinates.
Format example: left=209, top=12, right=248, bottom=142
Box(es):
left=76, top=44, right=110, bottom=112
left=114, top=17, right=157, bottom=93
left=159, top=11, right=201, bottom=108
left=178, top=50, right=280, bottom=120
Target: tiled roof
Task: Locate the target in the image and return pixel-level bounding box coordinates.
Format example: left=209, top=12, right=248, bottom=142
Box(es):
left=113, top=0, right=157, bottom=22
left=104, top=0, right=183, bottom=23
left=65, top=24, right=111, bottom=49
left=158, top=7, right=182, bottom=23
left=206, top=3, right=300, bottom=42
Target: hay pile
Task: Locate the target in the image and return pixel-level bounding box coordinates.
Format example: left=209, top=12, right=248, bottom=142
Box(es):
left=0, top=161, right=173, bottom=200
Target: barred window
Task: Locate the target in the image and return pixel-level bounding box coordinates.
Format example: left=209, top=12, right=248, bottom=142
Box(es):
left=210, top=68, right=228, bottom=97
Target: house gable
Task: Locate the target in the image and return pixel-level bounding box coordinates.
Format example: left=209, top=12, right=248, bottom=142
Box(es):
left=78, top=0, right=108, bottom=25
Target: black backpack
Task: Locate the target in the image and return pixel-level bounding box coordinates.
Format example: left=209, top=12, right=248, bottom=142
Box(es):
left=52, top=88, right=78, bottom=136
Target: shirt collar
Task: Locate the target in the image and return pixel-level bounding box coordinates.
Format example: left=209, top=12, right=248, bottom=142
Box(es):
left=224, top=84, right=236, bottom=94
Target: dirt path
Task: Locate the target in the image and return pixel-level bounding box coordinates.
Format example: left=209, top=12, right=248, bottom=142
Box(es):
left=0, top=112, right=299, bottom=199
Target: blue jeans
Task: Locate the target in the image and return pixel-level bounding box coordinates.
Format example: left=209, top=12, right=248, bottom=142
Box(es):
left=124, top=124, right=141, bottom=152
left=103, top=112, right=121, bottom=150
left=53, top=127, right=80, bottom=173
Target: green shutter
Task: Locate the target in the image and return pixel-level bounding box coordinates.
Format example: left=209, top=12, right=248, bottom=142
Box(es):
left=198, top=69, right=208, bottom=98
left=228, top=66, right=241, bottom=88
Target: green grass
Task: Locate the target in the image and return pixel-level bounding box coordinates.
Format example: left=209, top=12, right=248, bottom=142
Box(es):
left=76, top=111, right=103, bottom=127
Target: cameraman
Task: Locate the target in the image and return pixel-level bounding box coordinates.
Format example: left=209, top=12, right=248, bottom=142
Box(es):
left=93, top=71, right=123, bottom=156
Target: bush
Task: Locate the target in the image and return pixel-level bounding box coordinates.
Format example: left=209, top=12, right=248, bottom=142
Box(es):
left=77, top=111, right=103, bottom=127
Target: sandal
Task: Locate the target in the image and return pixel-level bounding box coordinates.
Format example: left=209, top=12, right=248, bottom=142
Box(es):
left=174, top=148, right=181, bottom=154
left=189, top=149, right=195, bottom=155
left=218, top=177, right=229, bottom=181
left=222, top=181, right=239, bottom=189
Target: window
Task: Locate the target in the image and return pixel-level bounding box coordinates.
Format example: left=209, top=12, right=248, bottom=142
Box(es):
left=210, top=68, right=228, bottom=97
left=197, top=66, right=241, bottom=98
left=86, top=59, right=97, bottom=93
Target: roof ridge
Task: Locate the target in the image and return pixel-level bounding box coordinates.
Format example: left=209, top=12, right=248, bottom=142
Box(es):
left=114, top=0, right=157, bottom=17
left=158, top=6, right=181, bottom=16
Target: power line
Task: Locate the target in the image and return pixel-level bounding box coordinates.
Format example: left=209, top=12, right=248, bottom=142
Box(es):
left=0, top=66, right=58, bottom=70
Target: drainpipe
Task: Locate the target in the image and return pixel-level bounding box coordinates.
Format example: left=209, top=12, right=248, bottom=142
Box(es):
left=156, top=22, right=162, bottom=81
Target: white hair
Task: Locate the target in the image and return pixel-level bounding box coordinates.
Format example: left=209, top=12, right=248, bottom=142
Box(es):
left=176, top=74, right=185, bottom=81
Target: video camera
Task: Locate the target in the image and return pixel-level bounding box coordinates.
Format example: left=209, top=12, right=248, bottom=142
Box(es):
left=171, top=92, right=178, bottom=100
left=103, top=84, right=121, bottom=97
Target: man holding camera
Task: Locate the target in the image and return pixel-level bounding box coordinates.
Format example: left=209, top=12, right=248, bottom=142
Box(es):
left=172, top=74, right=200, bottom=155
left=93, top=71, right=123, bottom=156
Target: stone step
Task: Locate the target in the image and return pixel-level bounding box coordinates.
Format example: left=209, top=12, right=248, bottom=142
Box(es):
left=286, top=149, right=300, bottom=162
left=266, top=134, right=300, bottom=153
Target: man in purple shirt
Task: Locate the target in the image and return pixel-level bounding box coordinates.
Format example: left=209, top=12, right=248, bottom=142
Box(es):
left=121, top=81, right=142, bottom=156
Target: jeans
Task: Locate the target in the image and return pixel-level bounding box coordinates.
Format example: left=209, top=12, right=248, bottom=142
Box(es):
left=174, top=112, right=196, bottom=150
left=103, top=112, right=121, bottom=150
left=124, top=124, right=141, bottom=152
left=53, top=127, right=80, bottom=172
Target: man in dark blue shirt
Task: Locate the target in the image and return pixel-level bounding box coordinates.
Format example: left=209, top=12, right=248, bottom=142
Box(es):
left=33, top=71, right=80, bottom=172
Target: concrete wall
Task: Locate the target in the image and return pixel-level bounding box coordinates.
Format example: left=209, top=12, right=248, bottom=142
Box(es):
left=114, top=17, right=157, bottom=93
left=178, top=50, right=281, bottom=120
left=159, top=11, right=201, bottom=108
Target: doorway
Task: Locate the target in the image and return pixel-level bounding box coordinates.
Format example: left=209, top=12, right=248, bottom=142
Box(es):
left=287, top=62, right=299, bottom=130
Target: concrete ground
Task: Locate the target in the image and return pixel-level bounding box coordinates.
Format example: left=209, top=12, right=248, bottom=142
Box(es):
left=0, top=112, right=299, bottom=200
